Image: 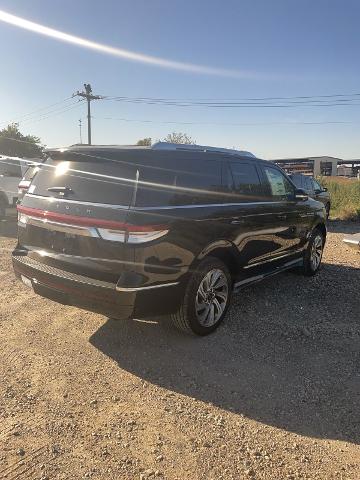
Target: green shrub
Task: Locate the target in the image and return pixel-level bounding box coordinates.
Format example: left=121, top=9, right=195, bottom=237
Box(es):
left=318, top=177, right=360, bottom=221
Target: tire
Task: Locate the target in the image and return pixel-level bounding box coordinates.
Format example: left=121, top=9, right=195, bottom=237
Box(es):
left=171, top=257, right=232, bottom=336
left=302, top=228, right=325, bottom=276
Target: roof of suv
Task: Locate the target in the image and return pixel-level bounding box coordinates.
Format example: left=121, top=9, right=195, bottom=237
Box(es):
left=48, top=142, right=257, bottom=159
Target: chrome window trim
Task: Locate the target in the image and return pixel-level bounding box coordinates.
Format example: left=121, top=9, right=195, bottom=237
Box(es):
left=25, top=194, right=130, bottom=210
left=116, top=281, right=179, bottom=292
left=27, top=194, right=285, bottom=211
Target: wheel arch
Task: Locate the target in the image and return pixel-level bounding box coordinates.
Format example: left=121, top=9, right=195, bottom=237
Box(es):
left=314, top=221, right=327, bottom=240
left=194, top=240, right=240, bottom=279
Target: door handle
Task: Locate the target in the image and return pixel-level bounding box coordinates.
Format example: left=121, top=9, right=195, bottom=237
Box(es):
left=277, top=214, right=287, bottom=220
left=231, top=219, right=244, bottom=225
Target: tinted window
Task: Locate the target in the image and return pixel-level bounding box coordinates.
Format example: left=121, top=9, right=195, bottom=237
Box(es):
left=30, top=151, right=137, bottom=205
left=262, top=166, right=294, bottom=200
left=136, top=156, right=222, bottom=207
left=290, top=174, right=303, bottom=189
left=0, top=157, right=22, bottom=177
left=227, top=162, right=262, bottom=201
left=301, top=176, right=313, bottom=192
left=30, top=150, right=223, bottom=207
left=312, top=178, right=322, bottom=191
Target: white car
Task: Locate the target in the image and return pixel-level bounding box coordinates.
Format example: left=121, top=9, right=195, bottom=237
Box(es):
left=0, top=156, right=34, bottom=219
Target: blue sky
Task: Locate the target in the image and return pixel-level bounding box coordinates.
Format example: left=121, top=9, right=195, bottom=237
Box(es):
left=0, top=0, right=359, bottom=159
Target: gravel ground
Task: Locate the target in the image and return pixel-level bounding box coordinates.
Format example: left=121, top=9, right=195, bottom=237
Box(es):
left=0, top=218, right=359, bottom=480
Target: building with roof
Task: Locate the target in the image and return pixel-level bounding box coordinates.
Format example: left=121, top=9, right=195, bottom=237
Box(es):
left=272, top=156, right=360, bottom=177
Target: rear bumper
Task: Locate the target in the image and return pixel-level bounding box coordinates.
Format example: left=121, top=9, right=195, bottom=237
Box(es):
left=12, top=252, right=184, bottom=319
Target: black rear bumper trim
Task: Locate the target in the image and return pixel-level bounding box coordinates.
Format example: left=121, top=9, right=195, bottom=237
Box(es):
left=13, top=255, right=116, bottom=290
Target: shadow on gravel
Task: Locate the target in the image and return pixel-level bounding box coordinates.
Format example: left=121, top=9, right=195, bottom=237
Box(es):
left=0, top=217, right=18, bottom=239
left=90, top=262, right=360, bottom=445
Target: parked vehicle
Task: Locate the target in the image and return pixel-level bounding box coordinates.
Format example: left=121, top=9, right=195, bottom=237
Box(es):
left=17, top=162, right=41, bottom=202
left=12, top=143, right=327, bottom=335
left=289, top=173, right=331, bottom=217
left=0, top=156, right=32, bottom=219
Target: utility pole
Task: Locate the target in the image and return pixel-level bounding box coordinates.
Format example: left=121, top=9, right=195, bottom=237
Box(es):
left=78, top=119, right=83, bottom=144
left=73, top=84, right=102, bottom=145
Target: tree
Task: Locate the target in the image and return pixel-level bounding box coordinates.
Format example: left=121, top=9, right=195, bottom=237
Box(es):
left=0, top=123, right=44, bottom=158
left=136, top=137, right=152, bottom=146
left=163, top=132, right=196, bottom=145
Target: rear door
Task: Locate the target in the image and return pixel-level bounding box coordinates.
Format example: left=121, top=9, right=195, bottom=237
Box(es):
left=219, top=159, right=286, bottom=271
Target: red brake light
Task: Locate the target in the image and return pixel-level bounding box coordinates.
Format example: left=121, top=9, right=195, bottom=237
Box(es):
left=16, top=205, right=168, bottom=243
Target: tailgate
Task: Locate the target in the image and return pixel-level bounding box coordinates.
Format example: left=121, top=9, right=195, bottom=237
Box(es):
left=16, top=151, right=137, bottom=283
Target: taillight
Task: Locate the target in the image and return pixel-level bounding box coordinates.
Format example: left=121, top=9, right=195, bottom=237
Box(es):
left=97, top=227, right=168, bottom=243
left=18, top=180, right=31, bottom=194
left=17, top=205, right=168, bottom=244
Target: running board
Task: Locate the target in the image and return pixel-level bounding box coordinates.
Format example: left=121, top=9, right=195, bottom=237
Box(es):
left=233, top=258, right=303, bottom=292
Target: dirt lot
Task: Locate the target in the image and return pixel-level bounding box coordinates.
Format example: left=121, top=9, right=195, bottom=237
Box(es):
left=0, top=219, right=359, bottom=480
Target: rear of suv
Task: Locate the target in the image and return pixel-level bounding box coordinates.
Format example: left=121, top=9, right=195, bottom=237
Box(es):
left=12, top=143, right=327, bottom=335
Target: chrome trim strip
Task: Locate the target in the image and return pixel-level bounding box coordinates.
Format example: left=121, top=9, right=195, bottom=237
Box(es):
left=244, top=249, right=303, bottom=269
left=234, top=258, right=302, bottom=289
left=26, top=194, right=130, bottom=210
left=19, top=215, right=100, bottom=238
left=135, top=201, right=285, bottom=211
left=27, top=194, right=285, bottom=211
left=116, top=281, right=179, bottom=292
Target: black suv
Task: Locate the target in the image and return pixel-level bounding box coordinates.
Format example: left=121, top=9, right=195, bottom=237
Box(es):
left=12, top=143, right=327, bottom=335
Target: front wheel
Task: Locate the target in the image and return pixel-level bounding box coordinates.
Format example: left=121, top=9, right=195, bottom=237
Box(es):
left=171, top=257, right=232, bottom=335
left=302, top=228, right=325, bottom=276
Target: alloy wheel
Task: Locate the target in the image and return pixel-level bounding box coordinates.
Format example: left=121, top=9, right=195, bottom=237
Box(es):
left=310, top=235, right=323, bottom=270
left=195, top=269, right=229, bottom=327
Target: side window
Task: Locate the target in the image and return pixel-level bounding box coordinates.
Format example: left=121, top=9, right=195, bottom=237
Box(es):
left=304, top=176, right=314, bottom=193
left=262, top=166, right=294, bottom=201
left=0, top=159, right=22, bottom=178
left=172, top=158, right=223, bottom=205
left=135, top=157, right=223, bottom=207
left=312, top=178, right=322, bottom=191
left=227, top=162, right=263, bottom=201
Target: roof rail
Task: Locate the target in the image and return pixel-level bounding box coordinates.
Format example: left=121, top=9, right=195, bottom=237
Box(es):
left=151, top=142, right=256, bottom=158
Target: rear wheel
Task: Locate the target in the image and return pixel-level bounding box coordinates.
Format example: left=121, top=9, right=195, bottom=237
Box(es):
left=302, top=228, right=325, bottom=276
left=171, top=257, right=232, bottom=335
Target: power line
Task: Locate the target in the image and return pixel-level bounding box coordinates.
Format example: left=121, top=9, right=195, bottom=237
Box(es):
left=106, top=92, right=360, bottom=102
left=101, top=92, right=360, bottom=108
left=0, top=97, right=74, bottom=128
left=94, top=115, right=360, bottom=127
left=17, top=101, right=85, bottom=126
left=103, top=97, right=360, bottom=108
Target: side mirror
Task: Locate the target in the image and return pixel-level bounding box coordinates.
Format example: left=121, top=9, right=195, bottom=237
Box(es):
left=295, top=188, right=308, bottom=201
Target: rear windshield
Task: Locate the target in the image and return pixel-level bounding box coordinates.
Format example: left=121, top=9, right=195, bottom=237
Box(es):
left=29, top=149, right=223, bottom=207
left=29, top=150, right=137, bottom=205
